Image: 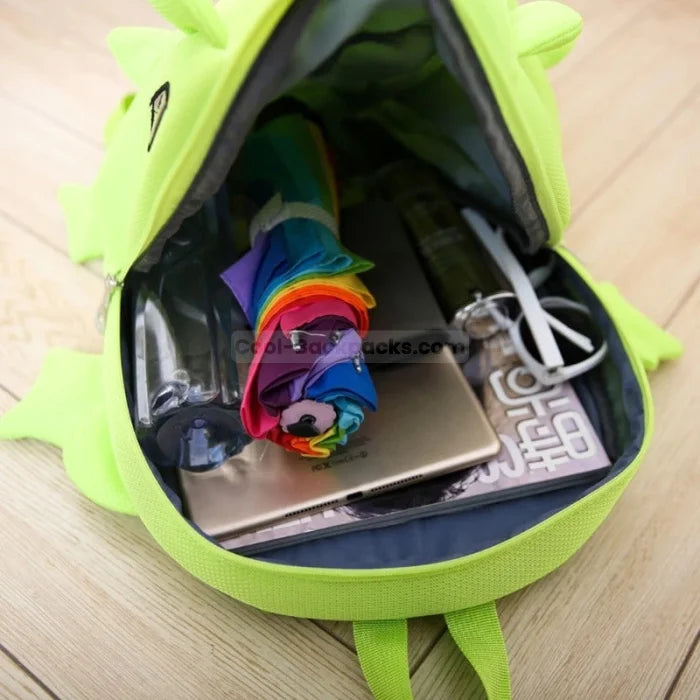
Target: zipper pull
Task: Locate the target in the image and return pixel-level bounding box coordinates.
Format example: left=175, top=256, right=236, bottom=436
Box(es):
left=329, top=330, right=342, bottom=345
left=96, top=274, right=123, bottom=333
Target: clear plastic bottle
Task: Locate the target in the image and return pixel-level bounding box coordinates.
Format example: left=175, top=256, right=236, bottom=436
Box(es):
left=132, top=200, right=251, bottom=472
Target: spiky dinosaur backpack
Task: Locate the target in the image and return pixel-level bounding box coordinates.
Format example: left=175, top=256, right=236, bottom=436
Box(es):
left=0, top=1, right=681, bottom=697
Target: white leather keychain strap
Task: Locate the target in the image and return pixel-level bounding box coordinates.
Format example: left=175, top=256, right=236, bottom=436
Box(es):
left=462, top=208, right=565, bottom=371
left=249, top=193, right=339, bottom=245
left=527, top=256, right=594, bottom=353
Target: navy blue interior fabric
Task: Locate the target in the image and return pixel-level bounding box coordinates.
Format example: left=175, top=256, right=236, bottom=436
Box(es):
left=253, top=261, right=646, bottom=568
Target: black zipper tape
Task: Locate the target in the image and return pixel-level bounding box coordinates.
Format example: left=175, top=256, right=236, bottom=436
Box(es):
left=135, top=0, right=321, bottom=271
left=427, top=0, right=550, bottom=253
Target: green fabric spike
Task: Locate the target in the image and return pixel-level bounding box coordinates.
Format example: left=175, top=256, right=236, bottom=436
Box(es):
left=104, top=93, right=136, bottom=147
left=512, top=1, right=582, bottom=66
left=538, top=44, right=577, bottom=70
left=107, top=27, right=179, bottom=88
left=593, top=282, right=684, bottom=371
left=58, top=184, right=101, bottom=264
left=149, top=0, right=227, bottom=48
left=0, top=349, right=135, bottom=515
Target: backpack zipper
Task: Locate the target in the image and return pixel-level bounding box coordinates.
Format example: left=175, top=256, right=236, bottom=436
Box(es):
left=426, top=0, right=550, bottom=252
left=96, top=273, right=123, bottom=333
left=96, top=2, right=319, bottom=333
left=133, top=0, right=320, bottom=272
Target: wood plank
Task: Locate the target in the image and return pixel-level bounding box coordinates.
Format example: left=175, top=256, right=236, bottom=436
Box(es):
left=549, top=0, right=655, bottom=83
left=412, top=281, right=700, bottom=698
left=0, top=389, right=371, bottom=700
left=0, top=0, right=162, bottom=143
left=0, top=19, right=126, bottom=146
left=0, top=96, right=102, bottom=254
left=565, top=87, right=700, bottom=326
left=2, top=0, right=163, bottom=45
left=0, top=1, right=163, bottom=254
left=553, top=0, right=700, bottom=213
left=0, top=219, right=103, bottom=397
left=670, top=640, right=700, bottom=700
left=0, top=651, right=54, bottom=700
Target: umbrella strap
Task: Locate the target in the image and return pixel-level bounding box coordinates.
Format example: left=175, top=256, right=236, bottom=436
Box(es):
left=249, top=193, right=339, bottom=244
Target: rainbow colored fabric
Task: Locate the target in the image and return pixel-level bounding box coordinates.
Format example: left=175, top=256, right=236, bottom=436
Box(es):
left=221, top=115, right=377, bottom=457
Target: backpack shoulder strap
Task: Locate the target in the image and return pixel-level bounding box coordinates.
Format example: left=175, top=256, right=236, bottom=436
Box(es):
left=353, top=601, right=511, bottom=700
left=445, top=601, right=512, bottom=700
left=354, top=619, right=412, bottom=700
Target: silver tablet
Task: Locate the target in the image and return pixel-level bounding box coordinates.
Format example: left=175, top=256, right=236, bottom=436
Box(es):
left=180, top=347, right=499, bottom=541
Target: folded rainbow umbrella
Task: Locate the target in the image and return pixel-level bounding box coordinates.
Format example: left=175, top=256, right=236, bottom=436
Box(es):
left=221, top=114, right=377, bottom=457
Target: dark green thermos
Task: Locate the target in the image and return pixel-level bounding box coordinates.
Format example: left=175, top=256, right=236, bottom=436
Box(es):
left=376, top=161, right=503, bottom=326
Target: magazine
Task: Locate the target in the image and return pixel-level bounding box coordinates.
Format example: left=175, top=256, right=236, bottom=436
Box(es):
left=221, top=332, right=611, bottom=554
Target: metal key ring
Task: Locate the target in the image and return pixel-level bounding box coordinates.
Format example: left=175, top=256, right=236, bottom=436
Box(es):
left=452, top=291, right=518, bottom=338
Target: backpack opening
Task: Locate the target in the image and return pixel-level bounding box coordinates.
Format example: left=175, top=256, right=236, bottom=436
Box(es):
left=136, top=0, right=555, bottom=272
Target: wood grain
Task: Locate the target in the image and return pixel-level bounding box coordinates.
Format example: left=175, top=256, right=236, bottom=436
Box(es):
left=0, top=218, right=103, bottom=397
left=0, top=0, right=161, bottom=142
left=565, top=87, right=700, bottom=326
left=670, top=639, right=700, bottom=700
left=0, top=651, right=54, bottom=700
left=549, top=0, right=657, bottom=82
left=0, top=95, right=102, bottom=254
left=554, top=0, right=700, bottom=217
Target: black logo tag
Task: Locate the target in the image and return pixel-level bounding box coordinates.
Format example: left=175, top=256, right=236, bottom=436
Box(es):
left=148, top=82, right=170, bottom=152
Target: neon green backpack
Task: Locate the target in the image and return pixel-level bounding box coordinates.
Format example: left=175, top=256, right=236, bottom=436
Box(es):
left=0, top=1, right=683, bottom=697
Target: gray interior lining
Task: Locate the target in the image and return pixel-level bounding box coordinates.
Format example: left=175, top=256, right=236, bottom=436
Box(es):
left=426, top=0, right=549, bottom=252
left=137, top=0, right=537, bottom=271
left=135, top=0, right=321, bottom=271
left=282, top=0, right=511, bottom=213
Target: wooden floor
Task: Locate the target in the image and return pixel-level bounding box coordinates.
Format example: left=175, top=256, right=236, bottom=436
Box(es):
left=0, top=1, right=698, bottom=698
